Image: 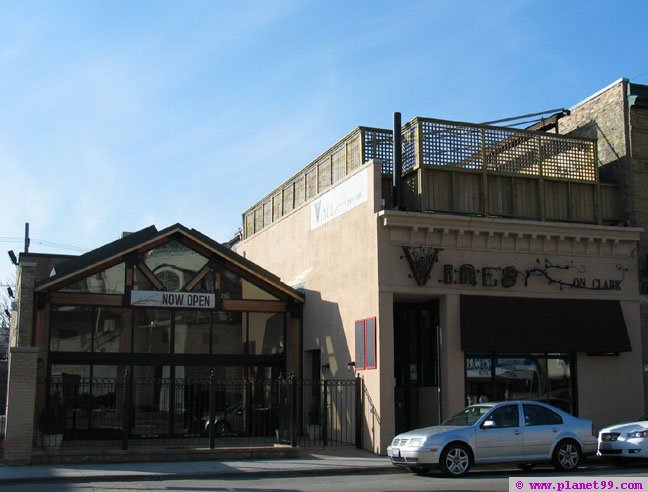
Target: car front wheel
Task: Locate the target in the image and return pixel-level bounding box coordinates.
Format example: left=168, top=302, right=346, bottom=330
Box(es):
left=552, top=440, right=581, bottom=472
left=439, top=443, right=472, bottom=477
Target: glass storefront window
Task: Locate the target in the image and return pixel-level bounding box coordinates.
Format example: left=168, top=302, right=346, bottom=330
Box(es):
left=50, top=306, right=130, bottom=353
left=465, top=354, right=576, bottom=414
left=50, top=306, right=94, bottom=352
left=144, top=240, right=208, bottom=291
left=133, top=266, right=155, bottom=291
left=247, top=312, right=284, bottom=355
left=221, top=269, right=242, bottom=299
left=212, top=311, right=244, bottom=354
left=60, top=263, right=125, bottom=294
left=94, top=307, right=130, bottom=353
left=242, top=279, right=278, bottom=300
left=133, top=309, right=172, bottom=354
left=174, top=310, right=210, bottom=354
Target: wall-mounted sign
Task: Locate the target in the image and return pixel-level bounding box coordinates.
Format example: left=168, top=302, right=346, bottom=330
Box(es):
left=131, top=290, right=216, bottom=309
left=402, top=246, right=442, bottom=286
left=311, top=168, right=368, bottom=230
left=437, top=258, right=627, bottom=291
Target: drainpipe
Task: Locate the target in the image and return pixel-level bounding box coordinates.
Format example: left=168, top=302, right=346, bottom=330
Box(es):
left=392, top=112, right=402, bottom=210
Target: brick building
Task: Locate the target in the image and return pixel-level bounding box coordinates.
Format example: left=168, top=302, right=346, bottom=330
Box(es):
left=545, top=79, right=648, bottom=406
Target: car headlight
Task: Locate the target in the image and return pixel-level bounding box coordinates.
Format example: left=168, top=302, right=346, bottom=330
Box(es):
left=628, top=430, right=648, bottom=438
left=408, top=438, right=424, bottom=447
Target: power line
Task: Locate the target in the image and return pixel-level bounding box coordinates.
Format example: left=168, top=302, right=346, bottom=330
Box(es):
left=0, top=237, right=87, bottom=253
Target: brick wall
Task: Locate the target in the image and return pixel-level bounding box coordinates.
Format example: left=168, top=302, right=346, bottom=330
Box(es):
left=3, top=347, right=38, bottom=463
left=559, top=79, right=648, bottom=409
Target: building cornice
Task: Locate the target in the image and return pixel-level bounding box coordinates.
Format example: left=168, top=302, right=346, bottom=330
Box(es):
left=379, top=210, right=642, bottom=257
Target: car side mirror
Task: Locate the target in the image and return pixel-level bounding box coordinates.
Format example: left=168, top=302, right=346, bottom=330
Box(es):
left=481, top=419, right=496, bottom=429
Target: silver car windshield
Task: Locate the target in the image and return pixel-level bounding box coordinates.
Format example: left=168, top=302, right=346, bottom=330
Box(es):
left=442, top=405, right=492, bottom=426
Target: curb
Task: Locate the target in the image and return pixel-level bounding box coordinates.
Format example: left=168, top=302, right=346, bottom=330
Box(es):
left=0, top=464, right=400, bottom=485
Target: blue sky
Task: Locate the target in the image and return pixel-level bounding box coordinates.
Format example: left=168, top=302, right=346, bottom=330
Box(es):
left=1, top=0, right=647, bottom=283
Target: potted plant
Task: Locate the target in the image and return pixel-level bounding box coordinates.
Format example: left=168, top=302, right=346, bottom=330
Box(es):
left=305, top=397, right=321, bottom=440
left=38, top=394, right=66, bottom=449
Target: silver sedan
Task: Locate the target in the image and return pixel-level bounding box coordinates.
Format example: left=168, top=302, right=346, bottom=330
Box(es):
left=387, top=401, right=597, bottom=477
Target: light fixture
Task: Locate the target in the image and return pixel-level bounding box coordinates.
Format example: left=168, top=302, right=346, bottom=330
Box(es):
left=7, top=287, right=14, bottom=298
left=8, top=250, right=18, bottom=266
left=347, top=361, right=356, bottom=370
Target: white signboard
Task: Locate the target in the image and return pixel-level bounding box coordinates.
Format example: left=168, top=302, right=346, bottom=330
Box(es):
left=131, top=290, right=216, bottom=309
left=311, top=168, right=368, bottom=230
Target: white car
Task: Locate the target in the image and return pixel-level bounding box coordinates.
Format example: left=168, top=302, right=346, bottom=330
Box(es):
left=387, top=401, right=597, bottom=477
left=598, top=413, right=648, bottom=463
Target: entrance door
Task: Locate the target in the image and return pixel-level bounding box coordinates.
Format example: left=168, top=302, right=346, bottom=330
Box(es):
left=394, top=302, right=440, bottom=434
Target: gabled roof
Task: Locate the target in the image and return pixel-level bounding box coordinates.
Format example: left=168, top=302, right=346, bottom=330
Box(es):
left=36, top=223, right=304, bottom=302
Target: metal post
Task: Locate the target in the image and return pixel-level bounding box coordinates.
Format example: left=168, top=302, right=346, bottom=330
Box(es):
left=355, top=375, right=362, bottom=449
left=322, top=379, right=328, bottom=447
left=393, top=112, right=402, bottom=209
left=121, top=370, right=130, bottom=451
left=209, top=370, right=216, bottom=449
left=290, top=374, right=297, bottom=447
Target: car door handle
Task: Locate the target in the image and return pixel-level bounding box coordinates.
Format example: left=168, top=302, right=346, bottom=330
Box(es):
left=552, top=428, right=559, bottom=433
left=514, top=430, right=521, bottom=435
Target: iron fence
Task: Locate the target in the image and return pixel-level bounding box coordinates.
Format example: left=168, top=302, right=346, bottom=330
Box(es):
left=36, top=375, right=361, bottom=450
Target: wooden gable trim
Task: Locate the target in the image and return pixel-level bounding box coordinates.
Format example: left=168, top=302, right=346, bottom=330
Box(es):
left=49, top=292, right=123, bottom=307
left=222, top=299, right=287, bottom=312
left=182, top=261, right=212, bottom=292
left=135, top=262, right=165, bottom=290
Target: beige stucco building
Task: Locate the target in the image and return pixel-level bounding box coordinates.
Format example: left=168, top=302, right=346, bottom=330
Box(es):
left=237, top=116, right=644, bottom=455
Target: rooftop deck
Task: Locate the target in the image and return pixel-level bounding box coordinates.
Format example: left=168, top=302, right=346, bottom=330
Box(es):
left=242, top=118, right=620, bottom=239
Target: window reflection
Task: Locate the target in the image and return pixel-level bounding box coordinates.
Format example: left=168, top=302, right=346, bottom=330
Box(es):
left=247, top=313, right=284, bottom=355
left=94, top=307, right=129, bottom=353
left=213, top=311, right=244, bottom=354
left=60, top=263, right=125, bottom=294
left=465, top=354, right=575, bottom=414
left=174, top=311, right=210, bottom=354
left=144, top=240, right=208, bottom=291
left=133, top=310, right=172, bottom=354
left=50, top=306, right=94, bottom=352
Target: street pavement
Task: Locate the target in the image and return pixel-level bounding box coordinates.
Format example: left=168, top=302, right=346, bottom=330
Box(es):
left=0, top=447, right=397, bottom=485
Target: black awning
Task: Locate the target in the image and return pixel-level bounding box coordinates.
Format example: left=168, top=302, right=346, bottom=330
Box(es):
left=460, top=296, right=631, bottom=353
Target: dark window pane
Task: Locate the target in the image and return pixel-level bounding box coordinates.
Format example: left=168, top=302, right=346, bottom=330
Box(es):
left=133, top=309, right=171, bottom=354
left=366, top=318, right=376, bottom=369
left=466, top=356, right=493, bottom=405
left=221, top=268, right=242, bottom=299
left=487, top=404, right=519, bottom=428
left=355, top=321, right=365, bottom=369
left=174, top=311, right=210, bottom=354
left=60, top=263, right=125, bottom=294
left=94, top=307, right=130, bottom=353
left=212, top=312, right=244, bottom=354
left=50, top=306, right=93, bottom=352
left=523, top=404, right=563, bottom=426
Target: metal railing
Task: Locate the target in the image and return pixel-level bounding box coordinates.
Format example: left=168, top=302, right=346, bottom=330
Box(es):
left=36, top=375, right=361, bottom=450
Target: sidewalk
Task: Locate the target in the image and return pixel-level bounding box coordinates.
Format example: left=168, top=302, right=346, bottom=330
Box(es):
left=0, top=447, right=397, bottom=485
